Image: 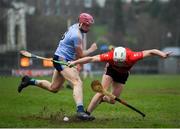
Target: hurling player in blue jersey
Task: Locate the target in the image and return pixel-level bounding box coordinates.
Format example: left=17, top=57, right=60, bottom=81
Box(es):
left=18, top=13, right=97, bottom=121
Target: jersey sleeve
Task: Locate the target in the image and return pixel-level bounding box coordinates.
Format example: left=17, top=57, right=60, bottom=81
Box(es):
left=72, top=35, right=82, bottom=48
left=99, top=50, right=114, bottom=62
left=127, top=49, right=143, bottom=63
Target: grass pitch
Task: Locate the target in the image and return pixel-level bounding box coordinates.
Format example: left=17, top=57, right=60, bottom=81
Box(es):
left=0, top=74, right=180, bottom=128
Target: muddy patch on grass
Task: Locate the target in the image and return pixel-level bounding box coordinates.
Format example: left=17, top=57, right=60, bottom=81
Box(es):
left=20, top=106, right=93, bottom=124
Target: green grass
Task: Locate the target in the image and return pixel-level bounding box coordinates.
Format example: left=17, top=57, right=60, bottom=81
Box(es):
left=0, top=75, right=180, bottom=128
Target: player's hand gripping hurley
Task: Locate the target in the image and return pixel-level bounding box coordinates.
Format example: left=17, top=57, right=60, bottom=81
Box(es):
left=20, top=50, right=74, bottom=67
left=91, top=80, right=146, bottom=117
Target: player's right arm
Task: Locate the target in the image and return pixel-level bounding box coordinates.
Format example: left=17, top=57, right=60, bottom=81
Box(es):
left=68, top=50, right=114, bottom=67
left=69, top=55, right=100, bottom=66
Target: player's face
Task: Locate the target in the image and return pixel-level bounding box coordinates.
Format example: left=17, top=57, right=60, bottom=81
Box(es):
left=81, top=23, right=91, bottom=33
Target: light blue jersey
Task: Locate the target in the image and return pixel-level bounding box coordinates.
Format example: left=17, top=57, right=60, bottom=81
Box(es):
left=55, top=24, right=84, bottom=61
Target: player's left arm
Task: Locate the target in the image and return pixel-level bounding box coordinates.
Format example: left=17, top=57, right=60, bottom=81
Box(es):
left=75, top=43, right=97, bottom=58
left=82, top=42, right=97, bottom=56
left=74, top=36, right=97, bottom=58
left=142, top=49, right=172, bottom=58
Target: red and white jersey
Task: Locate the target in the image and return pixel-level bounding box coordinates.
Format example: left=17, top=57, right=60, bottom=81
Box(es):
left=99, top=48, right=143, bottom=73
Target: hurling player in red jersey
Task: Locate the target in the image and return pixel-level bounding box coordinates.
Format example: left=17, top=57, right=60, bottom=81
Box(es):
left=68, top=46, right=171, bottom=115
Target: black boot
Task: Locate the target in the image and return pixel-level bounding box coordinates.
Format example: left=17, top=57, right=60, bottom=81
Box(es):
left=76, top=112, right=95, bottom=121
left=18, top=75, right=31, bottom=93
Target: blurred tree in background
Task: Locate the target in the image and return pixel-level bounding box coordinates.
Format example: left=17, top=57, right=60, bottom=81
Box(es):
left=0, top=0, right=180, bottom=52
left=26, top=15, right=66, bottom=52
left=25, top=0, right=180, bottom=51
left=159, top=0, right=180, bottom=46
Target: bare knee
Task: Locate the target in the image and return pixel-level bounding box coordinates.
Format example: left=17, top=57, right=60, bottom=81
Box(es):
left=71, top=77, right=82, bottom=87
left=49, top=88, right=58, bottom=93
left=37, top=80, right=60, bottom=93
left=96, top=93, right=104, bottom=102
left=48, top=84, right=60, bottom=93
left=98, top=93, right=104, bottom=98
left=103, top=96, right=116, bottom=104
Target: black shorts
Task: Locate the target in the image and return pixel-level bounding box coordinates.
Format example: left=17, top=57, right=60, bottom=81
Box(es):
left=53, top=55, right=67, bottom=71
left=105, top=65, right=129, bottom=84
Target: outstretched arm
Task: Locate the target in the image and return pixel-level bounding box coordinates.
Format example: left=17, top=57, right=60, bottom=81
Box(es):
left=69, top=55, right=100, bottom=66
left=142, top=49, right=171, bottom=58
